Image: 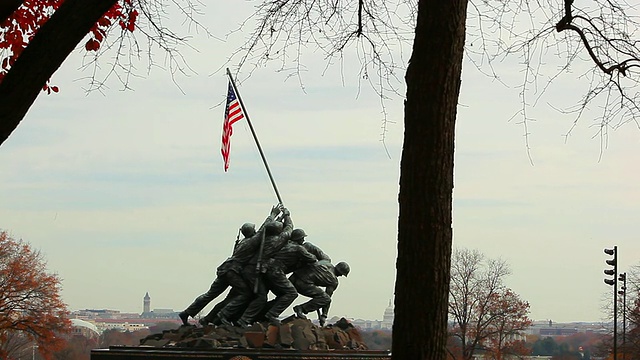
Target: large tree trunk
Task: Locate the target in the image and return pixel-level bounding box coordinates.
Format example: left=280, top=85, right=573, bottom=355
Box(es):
left=0, top=0, right=118, bottom=146
left=0, top=0, right=23, bottom=24
left=392, top=0, right=468, bottom=358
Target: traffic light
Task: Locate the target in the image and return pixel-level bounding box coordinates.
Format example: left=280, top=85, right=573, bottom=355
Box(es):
left=604, top=247, right=617, bottom=286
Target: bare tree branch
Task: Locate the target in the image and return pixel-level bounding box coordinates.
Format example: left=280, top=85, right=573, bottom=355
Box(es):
left=80, top=0, right=215, bottom=93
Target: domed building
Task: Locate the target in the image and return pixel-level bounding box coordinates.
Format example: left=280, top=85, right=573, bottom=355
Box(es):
left=381, top=299, right=394, bottom=330
left=71, top=318, right=100, bottom=339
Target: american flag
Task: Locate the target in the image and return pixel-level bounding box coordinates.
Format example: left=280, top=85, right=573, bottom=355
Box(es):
left=221, top=81, right=245, bottom=171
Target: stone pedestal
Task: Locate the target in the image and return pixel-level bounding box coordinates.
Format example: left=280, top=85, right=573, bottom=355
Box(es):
left=91, top=317, right=389, bottom=359
left=91, top=346, right=391, bottom=359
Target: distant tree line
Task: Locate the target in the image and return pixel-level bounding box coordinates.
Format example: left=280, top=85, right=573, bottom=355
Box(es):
left=360, top=330, right=392, bottom=351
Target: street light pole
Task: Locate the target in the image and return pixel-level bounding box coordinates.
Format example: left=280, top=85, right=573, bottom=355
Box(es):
left=619, top=272, right=627, bottom=360
left=604, top=246, right=618, bottom=360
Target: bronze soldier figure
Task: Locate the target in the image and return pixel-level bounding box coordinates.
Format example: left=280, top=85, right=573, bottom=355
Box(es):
left=290, top=261, right=350, bottom=326
left=290, top=228, right=331, bottom=262
left=234, top=207, right=296, bottom=327
left=178, top=205, right=280, bottom=326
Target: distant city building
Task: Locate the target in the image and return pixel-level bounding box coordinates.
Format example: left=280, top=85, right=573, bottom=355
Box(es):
left=69, top=311, right=182, bottom=334
left=70, top=319, right=100, bottom=339
left=72, top=309, right=131, bottom=320
left=69, top=293, right=610, bottom=342
left=348, top=318, right=384, bottom=330
left=140, top=292, right=179, bottom=319
left=524, top=320, right=610, bottom=337
left=95, top=319, right=149, bottom=332
left=69, top=293, right=182, bottom=335
left=153, top=308, right=175, bottom=314
left=381, top=299, right=393, bottom=330
left=345, top=298, right=394, bottom=330
left=143, top=292, right=151, bottom=314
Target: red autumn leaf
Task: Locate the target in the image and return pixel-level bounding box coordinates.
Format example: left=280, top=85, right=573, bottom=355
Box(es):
left=85, top=38, right=100, bottom=51
left=98, top=17, right=111, bottom=27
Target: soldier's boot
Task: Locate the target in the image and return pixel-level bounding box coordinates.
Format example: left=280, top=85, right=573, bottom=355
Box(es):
left=236, top=318, right=251, bottom=329
left=264, top=314, right=281, bottom=326
left=178, top=311, right=190, bottom=326
left=198, top=314, right=214, bottom=326
left=293, top=305, right=307, bottom=319
left=217, top=313, right=233, bottom=327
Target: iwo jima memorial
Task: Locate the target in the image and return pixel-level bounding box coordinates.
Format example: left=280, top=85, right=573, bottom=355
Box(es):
left=91, top=70, right=391, bottom=359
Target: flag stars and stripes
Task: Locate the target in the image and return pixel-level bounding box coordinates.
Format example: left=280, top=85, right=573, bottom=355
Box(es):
left=221, top=82, right=246, bottom=171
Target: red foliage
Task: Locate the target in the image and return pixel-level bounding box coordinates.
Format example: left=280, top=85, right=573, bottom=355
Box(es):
left=0, top=0, right=139, bottom=91
left=0, top=230, right=71, bottom=360
left=53, top=335, right=98, bottom=360
left=478, top=289, right=532, bottom=360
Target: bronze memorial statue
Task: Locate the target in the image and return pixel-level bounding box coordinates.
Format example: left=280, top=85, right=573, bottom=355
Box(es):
left=178, top=204, right=350, bottom=329
left=91, top=72, right=387, bottom=359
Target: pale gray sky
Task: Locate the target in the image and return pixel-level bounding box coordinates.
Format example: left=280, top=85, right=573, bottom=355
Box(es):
left=1, top=2, right=639, bottom=324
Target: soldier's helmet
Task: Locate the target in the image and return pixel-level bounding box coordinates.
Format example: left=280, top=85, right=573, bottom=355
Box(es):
left=265, top=221, right=284, bottom=236
left=240, top=222, right=256, bottom=237
left=290, top=229, right=307, bottom=243
left=335, top=262, right=350, bottom=277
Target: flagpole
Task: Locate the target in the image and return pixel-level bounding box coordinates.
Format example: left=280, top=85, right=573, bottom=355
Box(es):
left=226, top=68, right=284, bottom=205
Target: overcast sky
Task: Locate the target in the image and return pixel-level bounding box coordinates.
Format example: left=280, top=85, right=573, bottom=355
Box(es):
left=2, top=2, right=639, bottom=324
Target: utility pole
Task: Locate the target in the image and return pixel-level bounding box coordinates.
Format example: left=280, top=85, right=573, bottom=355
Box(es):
left=619, top=272, right=627, bottom=360
left=604, top=246, right=618, bottom=360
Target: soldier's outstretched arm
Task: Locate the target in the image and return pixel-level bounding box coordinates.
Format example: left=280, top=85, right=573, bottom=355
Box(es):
left=257, top=205, right=281, bottom=232
left=270, top=204, right=280, bottom=217
left=281, top=207, right=293, bottom=233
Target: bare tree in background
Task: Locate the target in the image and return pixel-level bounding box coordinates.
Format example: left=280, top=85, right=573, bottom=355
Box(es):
left=598, top=262, right=640, bottom=358
left=448, top=248, right=531, bottom=360
left=449, top=248, right=511, bottom=360
left=613, top=263, right=640, bottom=358
left=627, top=292, right=640, bottom=359
left=228, top=0, right=640, bottom=359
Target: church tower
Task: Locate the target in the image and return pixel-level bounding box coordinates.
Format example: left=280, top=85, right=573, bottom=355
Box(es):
left=143, top=292, right=151, bottom=314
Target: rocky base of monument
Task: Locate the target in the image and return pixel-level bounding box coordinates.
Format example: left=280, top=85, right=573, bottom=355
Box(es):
left=140, top=316, right=368, bottom=351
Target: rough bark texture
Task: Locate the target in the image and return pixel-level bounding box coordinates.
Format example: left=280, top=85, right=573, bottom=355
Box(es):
left=0, top=0, right=118, bottom=146
left=392, top=0, right=468, bottom=358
